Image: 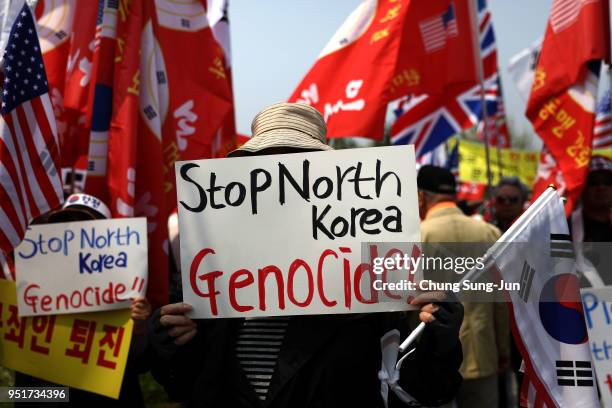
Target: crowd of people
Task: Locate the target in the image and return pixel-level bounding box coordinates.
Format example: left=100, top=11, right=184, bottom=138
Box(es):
left=4, top=102, right=612, bottom=407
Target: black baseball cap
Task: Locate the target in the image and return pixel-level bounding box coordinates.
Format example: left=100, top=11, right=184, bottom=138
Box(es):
left=417, top=165, right=457, bottom=195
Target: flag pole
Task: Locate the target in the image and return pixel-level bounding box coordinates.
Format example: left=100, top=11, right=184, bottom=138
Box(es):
left=467, top=0, right=494, bottom=197
left=495, top=114, right=503, bottom=179
left=460, top=186, right=558, bottom=283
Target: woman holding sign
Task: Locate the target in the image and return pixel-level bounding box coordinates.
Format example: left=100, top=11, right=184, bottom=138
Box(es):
left=148, top=103, right=465, bottom=407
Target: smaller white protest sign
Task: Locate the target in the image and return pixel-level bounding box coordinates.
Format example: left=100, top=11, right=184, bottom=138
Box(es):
left=582, top=287, right=612, bottom=408
left=15, top=218, right=148, bottom=316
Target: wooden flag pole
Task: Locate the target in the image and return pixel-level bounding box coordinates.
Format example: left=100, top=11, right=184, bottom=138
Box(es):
left=467, top=0, right=494, bottom=197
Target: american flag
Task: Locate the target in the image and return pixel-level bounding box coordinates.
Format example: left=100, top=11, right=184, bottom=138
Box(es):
left=549, top=0, right=598, bottom=33
left=418, top=2, right=459, bottom=53
left=392, top=0, right=505, bottom=157
left=593, top=88, right=612, bottom=149
left=0, top=4, right=63, bottom=267
left=476, top=78, right=510, bottom=148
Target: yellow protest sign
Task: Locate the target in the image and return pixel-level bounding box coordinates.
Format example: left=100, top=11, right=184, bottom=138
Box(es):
left=459, top=141, right=612, bottom=188
left=458, top=140, right=539, bottom=186
left=0, top=279, right=133, bottom=399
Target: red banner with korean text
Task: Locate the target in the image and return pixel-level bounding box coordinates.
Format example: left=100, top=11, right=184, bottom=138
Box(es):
left=36, top=0, right=97, bottom=192
left=289, top=0, right=408, bottom=140
left=388, top=0, right=478, bottom=100
left=526, top=0, right=609, bottom=114
left=107, top=0, right=168, bottom=306
left=152, top=0, right=233, bottom=209
left=526, top=0, right=609, bottom=214
left=289, top=0, right=478, bottom=140
left=529, top=67, right=599, bottom=215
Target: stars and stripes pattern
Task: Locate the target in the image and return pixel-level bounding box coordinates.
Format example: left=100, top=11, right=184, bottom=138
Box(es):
left=418, top=2, right=458, bottom=53
left=550, top=0, right=598, bottom=33
left=0, top=4, right=63, bottom=261
left=594, top=88, right=612, bottom=149
left=391, top=0, right=506, bottom=157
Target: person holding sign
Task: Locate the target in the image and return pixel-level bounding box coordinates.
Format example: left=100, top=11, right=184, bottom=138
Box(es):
left=14, top=194, right=151, bottom=406
left=148, top=103, right=465, bottom=407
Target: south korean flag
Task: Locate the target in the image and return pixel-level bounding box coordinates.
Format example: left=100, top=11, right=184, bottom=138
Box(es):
left=480, top=187, right=598, bottom=407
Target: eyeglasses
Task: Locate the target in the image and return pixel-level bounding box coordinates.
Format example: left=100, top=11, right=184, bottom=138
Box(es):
left=495, top=196, right=520, bottom=205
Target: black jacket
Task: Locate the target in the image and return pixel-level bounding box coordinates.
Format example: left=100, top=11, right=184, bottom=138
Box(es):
left=149, top=307, right=463, bottom=408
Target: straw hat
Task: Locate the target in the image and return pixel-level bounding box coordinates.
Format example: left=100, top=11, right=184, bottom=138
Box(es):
left=228, top=102, right=331, bottom=157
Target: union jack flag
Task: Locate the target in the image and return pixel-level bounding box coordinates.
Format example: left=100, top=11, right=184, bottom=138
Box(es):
left=593, top=88, right=612, bottom=149
left=391, top=0, right=507, bottom=157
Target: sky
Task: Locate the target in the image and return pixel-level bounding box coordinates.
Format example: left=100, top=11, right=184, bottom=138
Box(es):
left=229, top=0, right=553, bottom=147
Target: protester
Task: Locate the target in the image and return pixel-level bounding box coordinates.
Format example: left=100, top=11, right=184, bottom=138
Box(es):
left=417, top=165, right=509, bottom=408
left=491, top=177, right=528, bottom=406
left=492, top=177, right=528, bottom=233
left=573, top=155, right=612, bottom=288
left=148, top=102, right=465, bottom=407
left=580, top=156, right=612, bottom=242
left=14, top=194, right=151, bottom=407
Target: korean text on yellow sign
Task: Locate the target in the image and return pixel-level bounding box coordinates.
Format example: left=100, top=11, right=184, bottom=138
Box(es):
left=0, top=279, right=133, bottom=399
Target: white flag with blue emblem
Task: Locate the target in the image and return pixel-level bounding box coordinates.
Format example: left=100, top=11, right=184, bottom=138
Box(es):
left=484, top=187, right=598, bottom=407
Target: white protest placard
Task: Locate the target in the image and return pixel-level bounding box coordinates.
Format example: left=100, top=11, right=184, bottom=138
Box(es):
left=15, top=218, right=148, bottom=316
left=583, top=287, right=612, bottom=408
left=176, top=145, right=421, bottom=318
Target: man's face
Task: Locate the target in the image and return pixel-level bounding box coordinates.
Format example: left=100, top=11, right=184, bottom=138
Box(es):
left=583, top=171, right=612, bottom=211
left=494, top=185, right=524, bottom=221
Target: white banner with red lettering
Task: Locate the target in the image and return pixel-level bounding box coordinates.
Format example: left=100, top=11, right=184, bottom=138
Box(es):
left=15, top=218, right=148, bottom=316
left=176, top=146, right=421, bottom=318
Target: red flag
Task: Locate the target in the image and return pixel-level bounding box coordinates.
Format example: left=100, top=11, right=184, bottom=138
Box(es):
left=152, top=0, right=233, bottom=209
left=289, top=0, right=406, bottom=140
left=106, top=1, right=169, bottom=308
left=37, top=0, right=97, bottom=191
left=107, top=0, right=142, bottom=222
left=526, top=0, right=609, bottom=114
left=0, top=5, right=63, bottom=257
left=526, top=0, right=608, bottom=213
left=289, top=0, right=478, bottom=140
left=389, top=0, right=478, bottom=99
left=207, top=0, right=238, bottom=158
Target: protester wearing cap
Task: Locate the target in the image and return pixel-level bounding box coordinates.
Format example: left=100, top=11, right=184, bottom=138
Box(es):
left=148, top=103, right=465, bottom=408
left=418, top=165, right=509, bottom=408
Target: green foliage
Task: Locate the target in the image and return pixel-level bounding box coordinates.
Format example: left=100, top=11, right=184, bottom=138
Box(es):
left=0, top=367, right=14, bottom=387
left=139, top=372, right=179, bottom=408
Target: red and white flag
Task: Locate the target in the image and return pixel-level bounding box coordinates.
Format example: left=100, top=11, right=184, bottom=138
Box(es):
left=0, top=4, right=63, bottom=265
left=489, top=188, right=597, bottom=407
left=207, top=0, right=238, bottom=158
left=526, top=0, right=609, bottom=214
left=289, top=0, right=478, bottom=140
left=36, top=0, right=97, bottom=192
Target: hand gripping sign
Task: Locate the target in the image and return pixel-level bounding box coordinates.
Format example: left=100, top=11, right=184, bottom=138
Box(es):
left=15, top=218, right=148, bottom=316
left=175, top=145, right=421, bottom=318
